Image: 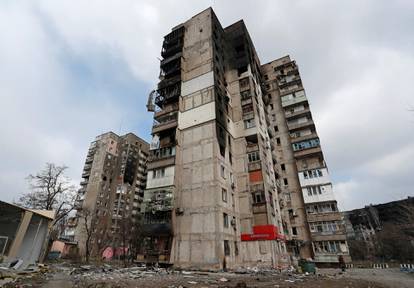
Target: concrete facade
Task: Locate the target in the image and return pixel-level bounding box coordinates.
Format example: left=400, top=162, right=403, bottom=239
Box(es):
left=262, top=56, right=351, bottom=264
left=142, top=8, right=349, bottom=269
left=72, top=132, right=149, bottom=258
left=143, top=8, right=290, bottom=270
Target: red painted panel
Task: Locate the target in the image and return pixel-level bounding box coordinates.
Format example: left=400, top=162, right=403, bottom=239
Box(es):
left=249, top=170, right=263, bottom=182
left=241, top=225, right=279, bottom=241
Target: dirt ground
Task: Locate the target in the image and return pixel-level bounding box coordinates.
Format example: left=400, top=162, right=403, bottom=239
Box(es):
left=3, top=264, right=414, bottom=288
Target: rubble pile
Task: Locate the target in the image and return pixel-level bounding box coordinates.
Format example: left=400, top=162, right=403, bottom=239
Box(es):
left=0, top=263, right=52, bottom=287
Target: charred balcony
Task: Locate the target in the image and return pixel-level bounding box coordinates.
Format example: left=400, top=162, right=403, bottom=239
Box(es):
left=142, top=211, right=172, bottom=236
left=154, top=103, right=179, bottom=119
left=161, top=26, right=184, bottom=58
left=147, top=146, right=176, bottom=170
left=160, top=53, right=182, bottom=78
left=152, top=112, right=178, bottom=134
left=155, top=76, right=181, bottom=107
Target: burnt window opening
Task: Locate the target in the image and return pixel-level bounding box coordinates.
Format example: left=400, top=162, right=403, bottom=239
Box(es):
left=281, top=164, right=286, bottom=171
left=222, top=188, right=228, bottom=202
left=276, top=138, right=281, bottom=145
left=237, top=65, right=248, bottom=76
left=224, top=240, right=230, bottom=256
left=292, top=227, right=298, bottom=235
left=219, top=145, right=225, bottom=157
left=274, top=125, right=278, bottom=132
left=283, top=178, right=288, bottom=186
left=235, top=44, right=244, bottom=54
left=223, top=213, right=229, bottom=228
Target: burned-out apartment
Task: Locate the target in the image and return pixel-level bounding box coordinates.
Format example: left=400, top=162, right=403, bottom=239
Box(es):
left=141, top=8, right=349, bottom=269
left=69, top=132, right=149, bottom=258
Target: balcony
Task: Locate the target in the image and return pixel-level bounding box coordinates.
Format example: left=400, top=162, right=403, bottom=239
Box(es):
left=252, top=203, right=267, bottom=214
left=287, top=119, right=314, bottom=131
left=278, top=76, right=301, bottom=89
left=161, top=27, right=184, bottom=58
left=80, top=180, right=88, bottom=186
left=248, top=161, right=262, bottom=172
left=85, top=156, right=94, bottom=164
left=152, top=114, right=178, bottom=134
left=290, top=132, right=318, bottom=144
left=246, top=144, right=259, bottom=153
left=311, top=230, right=347, bottom=242
left=147, top=146, right=176, bottom=170
left=160, top=55, right=181, bottom=77
left=155, top=82, right=180, bottom=107
left=281, top=93, right=307, bottom=108
left=294, top=146, right=322, bottom=158
left=81, top=170, right=90, bottom=178
left=250, top=183, right=264, bottom=192
left=154, top=103, right=179, bottom=119
left=285, top=106, right=310, bottom=119
left=307, top=212, right=343, bottom=223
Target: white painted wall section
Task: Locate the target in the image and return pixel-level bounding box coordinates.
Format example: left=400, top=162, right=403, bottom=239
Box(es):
left=181, top=71, right=214, bottom=97
left=178, top=101, right=216, bottom=130
left=302, top=184, right=336, bottom=204
left=298, top=168, right=331, bottom=187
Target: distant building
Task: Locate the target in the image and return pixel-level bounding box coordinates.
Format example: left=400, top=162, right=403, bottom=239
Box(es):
left=344, top=197, right=414, bottom=261
left=70, top=131, right=149, bottom=258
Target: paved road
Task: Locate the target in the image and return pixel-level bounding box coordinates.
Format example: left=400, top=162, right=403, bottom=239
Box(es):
left=320, top=268, right=414, bottom=288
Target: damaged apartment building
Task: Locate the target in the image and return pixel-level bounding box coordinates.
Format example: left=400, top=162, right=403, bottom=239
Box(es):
left=142, top=8, right=349, bottom=269
left=70, top=132, right=149, bottom=258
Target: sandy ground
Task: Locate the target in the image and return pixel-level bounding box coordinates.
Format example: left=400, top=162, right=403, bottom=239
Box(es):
left=320, top=268, right=414, bottom=288
left=3, top=264, right=414, bottom=288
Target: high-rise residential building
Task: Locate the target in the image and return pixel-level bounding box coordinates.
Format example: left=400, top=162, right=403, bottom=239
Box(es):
left=262, top=56, right=351, bottom=265
left=71, top=132, right=149, bottom=258
left=142, top=8, right=349, bottom=269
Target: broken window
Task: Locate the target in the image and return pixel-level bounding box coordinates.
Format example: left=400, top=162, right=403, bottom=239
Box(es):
left=244, top=119, right=256, bottom=129
left=247, top=151, right=260, bottom=162
left=283, top=178, right=288, bottom=186
left=224, top=240, right=230, bottom=256
left=281, top=164, right=286, bottom=171
left=223, top=213, right=229, bottom=228
left=220, top=164, right=225, bottom=178
left=222, top=188, right=228, bottom=202
left=253, top=191, right=265, bottom=204
left=292, top=227, right=298, bottom=235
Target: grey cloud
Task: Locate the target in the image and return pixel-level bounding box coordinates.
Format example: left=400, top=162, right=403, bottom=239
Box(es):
left=0, top=0, right=413, bottom=210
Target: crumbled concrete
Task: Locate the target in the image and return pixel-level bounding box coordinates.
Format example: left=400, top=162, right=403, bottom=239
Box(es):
left=3, top=262, right=407, bottom=288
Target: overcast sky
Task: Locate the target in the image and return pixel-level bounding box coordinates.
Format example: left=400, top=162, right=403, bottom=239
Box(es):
left=0, top=0, right=413, bottom=210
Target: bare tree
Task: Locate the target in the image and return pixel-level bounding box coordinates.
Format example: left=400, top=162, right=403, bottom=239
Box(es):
left=18, top=163, right=77, bottom=248
left=129, top=213, right=144, bottom=262
left=18, top=163, right=77, bottom=227
left=118, top=211, right=131, bottom=267
left=80, top=207, right=94, bottom=263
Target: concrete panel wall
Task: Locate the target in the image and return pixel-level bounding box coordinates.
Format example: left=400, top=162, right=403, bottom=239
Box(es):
left=178, top=101, right=216, bottom=130
left=181, top=71, right=214, bottom=97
